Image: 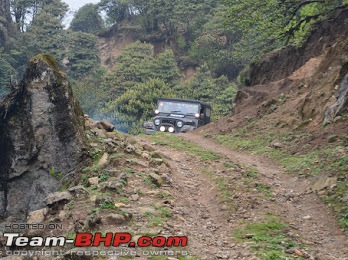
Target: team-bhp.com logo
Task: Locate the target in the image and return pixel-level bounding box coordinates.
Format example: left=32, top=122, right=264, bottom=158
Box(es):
left=4, top=233, right=188, bottom=248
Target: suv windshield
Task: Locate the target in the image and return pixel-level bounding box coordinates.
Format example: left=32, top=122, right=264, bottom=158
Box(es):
left=157, top=101, right=199, bottom=114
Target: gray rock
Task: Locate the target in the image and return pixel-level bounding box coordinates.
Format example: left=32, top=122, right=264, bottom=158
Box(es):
left=27, top=208, right=48, bottom=224
left=97, top=120, right=115, bottom=132
left=310, top=174, right=337, bottom=192
left=150, top=158, right=164, bottom=166
left=148, top=172, right=163, bottom=187
left=100, top=177, right=124, bottom=193
left=125, top=144, right=136, bottom=153
left=0, top=54, right=86, bottom=219
left=271, top=142, right=283, bottom=149
left=87, top=213, right=102, bottom=228
left=45, top=191, right=72, bottom=206
left=324, top=73, right=348, bottom=124
left=105, top=213, right=127, bottom=224
left=130, top=194, right=140, bottom=201
left=98, top=153, right=109, bottom=168
left=68, top=185, right=89, bottom=197
left=88, top=177, right=99, bottom=186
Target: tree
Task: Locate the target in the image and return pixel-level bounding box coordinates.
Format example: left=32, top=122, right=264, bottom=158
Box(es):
left=64, top=31, right=100, bottom=78
left=0, top=56, right=15, bottom=97
left=175, top=64, right=237, bottom=120
left=225, top=0, right=348, bottom=47
left=0, top=0, right=11, bottom=22
left=24, top=0, right=68, bottom=60
left=70, top=4, right=104, bottom=33
left=98, top=0, right=136, bottom=25
left=72, top=67, right=108, bottom=117
left=103, top=41, right=179, bottom=103
left=103, top=78, right=175, bottom=133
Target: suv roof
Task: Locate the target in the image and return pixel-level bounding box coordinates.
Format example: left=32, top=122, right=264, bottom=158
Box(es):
left=158, top=98, right=211, bottom=109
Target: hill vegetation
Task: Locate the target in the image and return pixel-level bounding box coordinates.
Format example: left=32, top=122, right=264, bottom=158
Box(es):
left=0, top=0, right=348, bottom=132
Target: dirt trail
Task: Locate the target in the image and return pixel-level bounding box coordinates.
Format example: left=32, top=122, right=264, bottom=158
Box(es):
left=183, top=133, right=348, bottom=259
left=137, top=133, right=348, bottom=260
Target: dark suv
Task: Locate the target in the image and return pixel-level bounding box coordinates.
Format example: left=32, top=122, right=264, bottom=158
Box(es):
left=144, top=98, right=211, bottom=134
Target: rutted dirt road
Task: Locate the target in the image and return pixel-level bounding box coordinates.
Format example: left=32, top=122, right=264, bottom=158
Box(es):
left=136, top=132, right=348, bottom=260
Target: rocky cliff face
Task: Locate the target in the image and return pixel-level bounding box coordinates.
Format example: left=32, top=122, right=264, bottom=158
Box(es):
left=0, top=54, right=86, bottom=220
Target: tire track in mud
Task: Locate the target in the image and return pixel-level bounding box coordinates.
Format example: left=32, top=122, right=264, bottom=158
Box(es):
left=136, top=133, right=348, bottom=259
left=136, top=136, right=255, bottom=259
left=181, top=133, right=348, bottom=260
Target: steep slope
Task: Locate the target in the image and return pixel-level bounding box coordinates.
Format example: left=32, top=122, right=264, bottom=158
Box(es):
left=199, top=7, right=348, bottom=237
left=203, top=9, right=348, bottom=143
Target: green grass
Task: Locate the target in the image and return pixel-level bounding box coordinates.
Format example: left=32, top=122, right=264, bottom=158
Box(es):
left=255, top=183, right=272, bottom=198
left=213, top=123, right=348, bottom=231
left=150, top=133, right=221, bottom=161
left=243, top=166, right=259, bottom=179
left=100, top=200, right=116, bottom=209
left=144, top=207, right=172, bottom=227
left=99, top=171, right=110, bottom=182
left=232, top=215, right=298, bottom=259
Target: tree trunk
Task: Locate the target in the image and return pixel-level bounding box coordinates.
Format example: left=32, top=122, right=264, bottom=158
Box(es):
left=0, top=0, right=11, bottom=22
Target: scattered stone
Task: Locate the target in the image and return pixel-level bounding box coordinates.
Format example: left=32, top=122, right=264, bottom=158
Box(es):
left=105, top=214, right=130, bottom=225
left=68, top=185, right=89, bottom=198
left=93, top=128, right=107, bottom=138
left=45, top=192, right=72, bottom=206
left=294, top=249, right=304, bottom=257
left=115, top=203, right=127, bottom=208
left=161, top=173, right=173, bottom=184
left=303, top=215, right=312, bottom=220
left=311, top=174, right=337, bottom=192
left=97, top=120, right=115, bottom=132
left=105, top=131, right=121, bottom=140
left=88, top=177, right=99, bottom=186
left=100, top=177, right=124, bottom=193
left=27, top=208, right=48, bottom=224
left=87, top=213, right=102, bottom=229
left=89, top=195, right=97, bottom=203
left=98, top=153, right=109, bottom=168
left=271, top=142, right=283, bottom=149
left=58, top=210, right=67, bottom=220
left=148, top=172, right=163, bottom=187
left=146, top=190, right=161, bottom=196
left=141, top=152, right=151, bottom=160
left=125, top=144, right=136, bottom=153
left=158, top=163, right=170, bottom=174
left=285, top=247, right=298, bottom=254
left=143, top=143, right=155, bottom=152
left=150, top=158, right=164, bottom=167
left=130, top=194, right=140, bottom=201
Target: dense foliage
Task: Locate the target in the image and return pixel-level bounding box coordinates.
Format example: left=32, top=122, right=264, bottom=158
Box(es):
left=1, top=0, right=347, bottom=132
left=0, top=0, right=100, bottom=97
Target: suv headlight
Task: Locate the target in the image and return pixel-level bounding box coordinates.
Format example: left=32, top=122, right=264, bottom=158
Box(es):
left=177, top=121, right=183, bottom=128
left=154, top=119, right=160, bottom=126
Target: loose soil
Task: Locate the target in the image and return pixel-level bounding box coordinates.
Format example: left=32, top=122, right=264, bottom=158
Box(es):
left=136, top=132, right=348, bottom=260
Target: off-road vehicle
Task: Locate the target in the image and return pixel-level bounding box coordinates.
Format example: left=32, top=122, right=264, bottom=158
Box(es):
left=143, top=98, right=211, bottom=134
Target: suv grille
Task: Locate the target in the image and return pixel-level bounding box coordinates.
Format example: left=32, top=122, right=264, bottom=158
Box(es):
left=162, top=119, right=176, bottom=125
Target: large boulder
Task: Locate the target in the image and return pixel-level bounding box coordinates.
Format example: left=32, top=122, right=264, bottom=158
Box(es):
left=0, top=54, right=86, bottom=220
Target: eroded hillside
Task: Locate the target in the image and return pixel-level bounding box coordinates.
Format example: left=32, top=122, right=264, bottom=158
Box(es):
left=200, top=8, right=348, bottom=237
